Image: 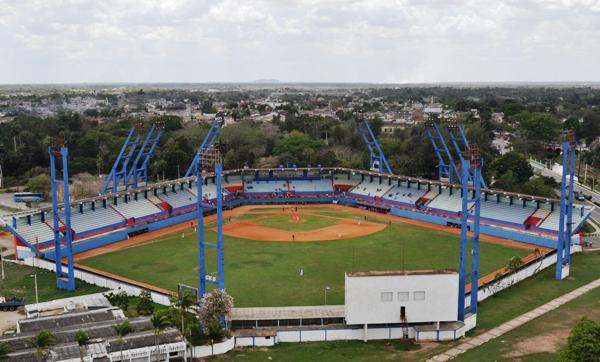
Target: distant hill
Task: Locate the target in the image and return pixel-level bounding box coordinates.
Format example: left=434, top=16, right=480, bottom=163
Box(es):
left=253, top=79, right=281, bottom=83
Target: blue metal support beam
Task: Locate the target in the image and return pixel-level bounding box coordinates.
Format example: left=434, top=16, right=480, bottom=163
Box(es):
left=197, top=163, right=225, bottom=300
left=49, top=146, right=75, bottom=291
left=185, top=116, right=224, bottom=177
left=355, top=116, right=392, bottom=174
left=425, top=127, right=452, bottom=181
left=101, top=128, right=141, bottom=194
left=470, top=162, right=482, bottom=315
left=446, top=125, right=487, bottom=188
left=196, top=166, right=206, bottom=299
left=216, top=163, right=225, bottom=290
left=457, top=159, right=469, bottom=321
left=555, top=140, right=576, bottom=280
left=426, top=123, right=460, bottom=183
left=124, top=125, right=154, bottom=188
left=125, top=125, right=163, bottom=189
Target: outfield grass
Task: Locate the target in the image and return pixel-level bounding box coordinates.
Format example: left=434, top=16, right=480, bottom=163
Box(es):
left=0, top=260, right=106, bottom=304
left=255, top=213, right=337, bottom=231
left=79, top=208, right=530, bottom=307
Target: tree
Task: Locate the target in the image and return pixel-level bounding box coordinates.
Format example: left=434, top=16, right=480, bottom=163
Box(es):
left=198, top=289, right=234, bottom=343
left=272, top=131, right=322, bottom=165
left=75, top=330, right=90, bottom=362
left=29, top=329, right=56, bottom=361
left=150, top=312, right=170, bottom=359
left=136, top=290, right=154, bottom=316
left=490, top=152, right=534, bottom=185
left=559, top=317, right=600, bottom=362
left=0, top=341, right=12, bottom=360
left=113, top=320, right=134, bottom=362
left=25, top=174, right=51, bottom=195
left=522, top=176, right=558, bottom=198
left=514, top=111, right=561, bottom=141
left=170, top=291, right=196, bottom=335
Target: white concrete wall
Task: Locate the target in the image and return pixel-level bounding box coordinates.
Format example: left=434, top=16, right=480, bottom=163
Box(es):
left=20, top=258, right=172, bottom=306
left=345, top=272, right=459, bottom=324
left=190, top=338, right=235, bottom=358
left=234, top=336, right=276, bottom=347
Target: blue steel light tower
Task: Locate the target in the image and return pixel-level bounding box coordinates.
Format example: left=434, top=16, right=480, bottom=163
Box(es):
left=49, top=146, right=75, bottom=291
left=196, top=147, right=225, bottom=299
left=186, top=115, right=225, bottom=177
left=124, top=121, right=164, bottom=188
left=425, top=114, right=460, bottom=182
left=100, top=120, right=163, bottom=194
left=457, top=144, right=482, bottom=321
left=555, top=131, right=576, bottom=280
left=354, top=114, right=393, bottom=174
left=101, top=122, right=143, bottom=194
left=446, top=118, right=487, bottom=188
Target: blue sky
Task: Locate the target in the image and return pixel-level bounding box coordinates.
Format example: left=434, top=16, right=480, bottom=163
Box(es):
left=1, top=0, right=600, bottom=84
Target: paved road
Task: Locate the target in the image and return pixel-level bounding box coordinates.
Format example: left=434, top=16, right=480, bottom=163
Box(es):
left=529, top=160, right=600, bottom=224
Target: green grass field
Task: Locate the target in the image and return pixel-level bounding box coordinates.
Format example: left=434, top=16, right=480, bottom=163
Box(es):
left=79, top=207, right=531, bottom=307
left=0, top=260, right=106, bottom=304
left=215, top=251, right=600, bottom=361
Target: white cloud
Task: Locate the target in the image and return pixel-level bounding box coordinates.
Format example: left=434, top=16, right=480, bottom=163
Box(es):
left=0, top=0, right=599, bottom=83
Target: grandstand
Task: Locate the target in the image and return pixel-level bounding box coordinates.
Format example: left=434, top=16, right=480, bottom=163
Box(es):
left=3, top=167, right=594, bottom=260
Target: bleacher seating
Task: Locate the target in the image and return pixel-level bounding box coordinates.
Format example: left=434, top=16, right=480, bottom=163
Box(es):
left=333, top=173, right=362, bottom=187
left=14, top=216, right=55, bottom=245
left=69, top=206, right=125, bottom=233
left=157, top=189, right=196, bottom=209
left=6, top=169, right=596, bottom=255
left=383, top=184, right=428, bottom=204
left=113, top=198, right=161, bottom=219
left=289, top=179, right=333, bottom=193
left=479, top=200, right=535, bottom=224
left=244, top=180, right=288, bottom=193
left=350, top=180, right=393, bottom=197
left=539, top=206, right=587, bottom=231
left=426, top=188, right=471, bottom=212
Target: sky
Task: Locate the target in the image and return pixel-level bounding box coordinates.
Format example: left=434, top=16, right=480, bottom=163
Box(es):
left=1, top=0, right=600, bottom=84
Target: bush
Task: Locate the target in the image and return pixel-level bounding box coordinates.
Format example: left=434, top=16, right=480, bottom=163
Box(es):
left=559, top=317, right=600, bottom=362
left=105, top=291, right=129, bottom=311
left=136, top=290, right=154, bottom=316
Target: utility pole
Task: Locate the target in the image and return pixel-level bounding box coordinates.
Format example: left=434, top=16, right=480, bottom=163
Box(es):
left=1, top=249, right=5, bottom=280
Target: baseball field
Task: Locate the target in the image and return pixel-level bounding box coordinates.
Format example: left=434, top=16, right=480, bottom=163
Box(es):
left=75, top=204, right=536, bottom=307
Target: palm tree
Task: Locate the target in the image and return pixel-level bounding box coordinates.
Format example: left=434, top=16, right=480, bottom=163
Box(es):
left=75, top=330, right=90, bottom=362
left=150, top=313, right=170, bottom=359
left=29, top=329, right=56, bottom=361
left=113, top=320, right=134, bottom=362
left=171, top=291, right=195, bottom=335
left=0, top=341, right=12, bottom=359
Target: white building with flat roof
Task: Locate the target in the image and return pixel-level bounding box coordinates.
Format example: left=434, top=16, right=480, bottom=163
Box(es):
left=345, top=269, right=459, bottom=325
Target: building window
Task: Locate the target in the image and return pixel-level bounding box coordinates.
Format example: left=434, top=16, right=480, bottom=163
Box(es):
left=381, top=292, right=393, bottom=302
left=413, top=291, right=426, bottom=301
left=398, top=292, right=409, bottom=301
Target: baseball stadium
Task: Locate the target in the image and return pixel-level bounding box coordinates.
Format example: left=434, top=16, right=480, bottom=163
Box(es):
left=2, top=116, right=593, bottom=346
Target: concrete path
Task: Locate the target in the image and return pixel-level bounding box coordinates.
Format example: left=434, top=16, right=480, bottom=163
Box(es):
left=429, top=277, right=600, bottom=361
